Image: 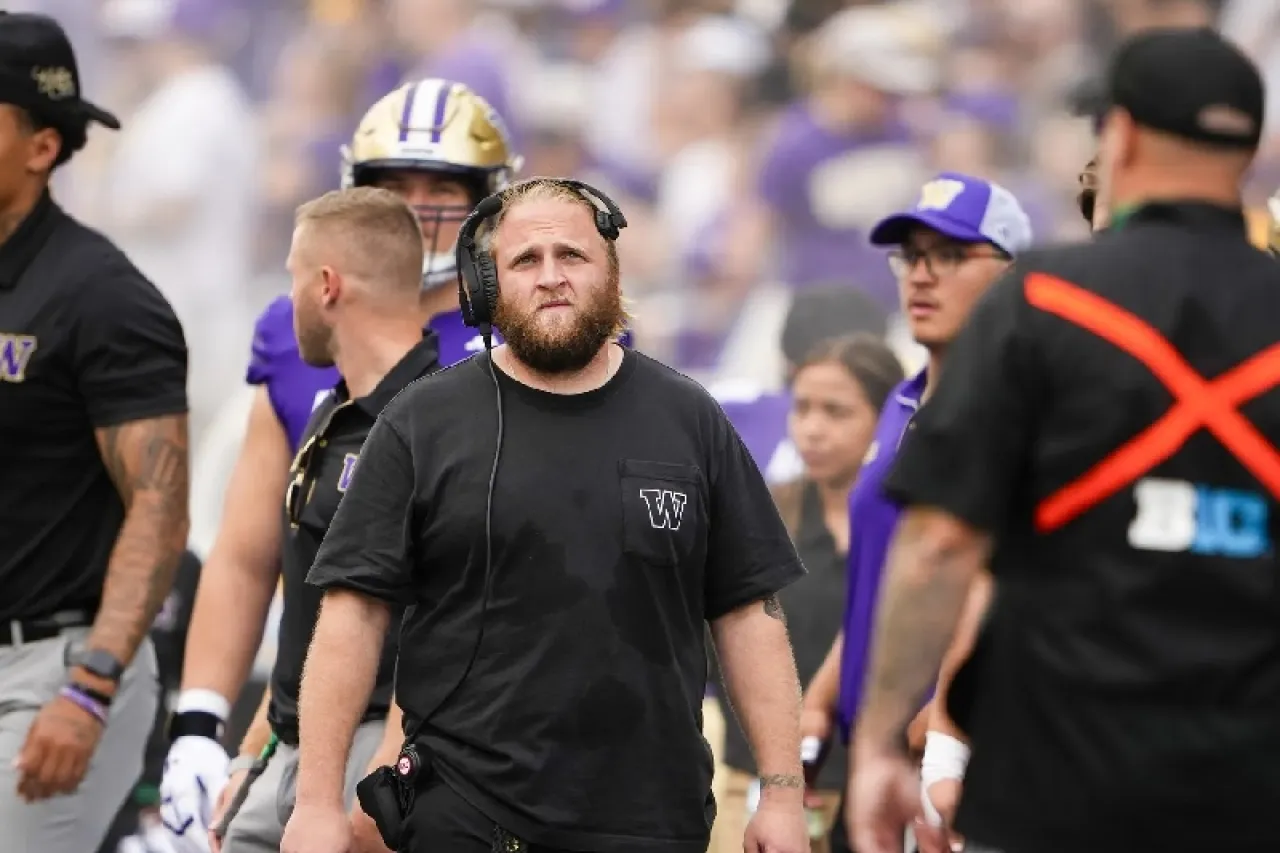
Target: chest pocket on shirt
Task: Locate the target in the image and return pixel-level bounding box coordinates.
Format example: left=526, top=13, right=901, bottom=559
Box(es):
left=619, top=459, right=705, bottom=566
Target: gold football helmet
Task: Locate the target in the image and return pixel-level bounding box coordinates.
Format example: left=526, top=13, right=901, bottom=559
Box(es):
left=340, top=79, right=523, bottom=288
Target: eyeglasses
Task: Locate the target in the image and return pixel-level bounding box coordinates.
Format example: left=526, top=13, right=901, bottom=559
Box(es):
left=285, top=400, right=353, bottom=529
left=887, top=244, right=1010, bottom=280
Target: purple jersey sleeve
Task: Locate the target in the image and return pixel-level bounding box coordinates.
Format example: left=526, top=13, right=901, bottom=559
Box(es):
left=246, top=296, right=295, bottom=387
left=245, top=296, right=341, bottom=453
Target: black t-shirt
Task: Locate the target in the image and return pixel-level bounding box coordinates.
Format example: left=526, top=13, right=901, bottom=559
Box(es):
left=0, top=191, right=187, bottom=622
left=268, top=334, right=440, bottom=744
left=884, top=202, right=1280, bottom=853
left=308, top=348, right=806, bottom=853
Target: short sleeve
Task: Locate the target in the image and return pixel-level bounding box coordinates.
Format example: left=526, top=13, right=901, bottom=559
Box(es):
left=245, top=296, right=293, bottom=386
left=307, top=415, right=417, bottom=604
left=72, top=258, right=188, bottom=427
left=882, top=271, right=1040, bottom=531
left=704, top=410, right=807, bottom=620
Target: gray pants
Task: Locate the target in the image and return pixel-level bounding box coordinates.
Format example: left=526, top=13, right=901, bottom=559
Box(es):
left=0, top=628, right=159, bottom=852
left=221, top=719, right=385, bottom=853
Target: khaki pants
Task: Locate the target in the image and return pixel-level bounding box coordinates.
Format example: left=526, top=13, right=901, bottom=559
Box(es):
left=705, top=697, right=840, bottom=853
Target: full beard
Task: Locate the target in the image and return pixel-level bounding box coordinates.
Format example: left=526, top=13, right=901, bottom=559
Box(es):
left=494, top=280, right=624, bottom=375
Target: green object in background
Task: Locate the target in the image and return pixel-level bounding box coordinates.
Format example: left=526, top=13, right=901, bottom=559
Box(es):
left=133, top=782, right=161, bottom=808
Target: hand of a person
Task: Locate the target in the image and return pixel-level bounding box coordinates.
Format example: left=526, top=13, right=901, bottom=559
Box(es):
left=281, top=802, right=353, bottom=853
left=743, top=798, right=809, bottom=853
left=799, top=704, right=834, bottom=746
left=350, top=801, right=393, bottom=853
left=15, top=691, right=105, bottom=801
left=913, top=818, right=953, bottom=853
left=207, top=767, right=249, bottom=853
left=849, top=746, right=922, bottom=853
left=924, top=778, right=961, bottom=829
left=158, top=735, right=231, bottom=853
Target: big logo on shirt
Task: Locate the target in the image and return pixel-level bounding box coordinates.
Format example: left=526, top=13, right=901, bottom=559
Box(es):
left=1127, top=477, right=1270, bottom=558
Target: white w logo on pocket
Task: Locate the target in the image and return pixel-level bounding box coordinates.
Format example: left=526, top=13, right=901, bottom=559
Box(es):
left=638, top=489, right=688, bottom=531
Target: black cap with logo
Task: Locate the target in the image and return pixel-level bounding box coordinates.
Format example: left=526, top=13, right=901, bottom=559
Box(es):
left=0, top=12, right=120, bottom=133
left=1105, top=27, right=1264, bottom=150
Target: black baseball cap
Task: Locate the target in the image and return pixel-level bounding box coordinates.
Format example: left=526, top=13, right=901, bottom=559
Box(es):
left=0, top=12, right=120, bottom=131
left=1104, top=27, right=1263, bottom=149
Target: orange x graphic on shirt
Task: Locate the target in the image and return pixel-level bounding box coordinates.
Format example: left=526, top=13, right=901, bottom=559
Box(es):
left=1024, top=273, right=1280, bottom=533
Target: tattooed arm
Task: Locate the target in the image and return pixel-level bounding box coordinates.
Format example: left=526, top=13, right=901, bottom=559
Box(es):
left=80, top=413, right=190, bottom=692
left=710, top=594, right=805, bottom=799
left=853, top=507, right=989, bottom=758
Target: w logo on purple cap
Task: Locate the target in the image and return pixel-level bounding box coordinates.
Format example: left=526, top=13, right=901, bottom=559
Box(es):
left=917, top=178, right=966, bottom=211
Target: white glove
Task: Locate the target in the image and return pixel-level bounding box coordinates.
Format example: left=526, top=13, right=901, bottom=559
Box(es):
left=158, top=735, right=231, bottom=853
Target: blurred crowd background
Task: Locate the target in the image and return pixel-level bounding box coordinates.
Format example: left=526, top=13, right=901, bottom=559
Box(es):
left=19, top=0, right=1280, bottom=500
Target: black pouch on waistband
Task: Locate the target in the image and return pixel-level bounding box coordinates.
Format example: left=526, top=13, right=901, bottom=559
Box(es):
left=356, top=743, right=425, bottom=850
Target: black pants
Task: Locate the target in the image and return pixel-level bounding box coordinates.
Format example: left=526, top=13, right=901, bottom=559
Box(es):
left=402, top=774, right=578, bottom=853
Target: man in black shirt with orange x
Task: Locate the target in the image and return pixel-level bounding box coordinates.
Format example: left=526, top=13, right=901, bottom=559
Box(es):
left=850, top=27, right=1280, bottom=853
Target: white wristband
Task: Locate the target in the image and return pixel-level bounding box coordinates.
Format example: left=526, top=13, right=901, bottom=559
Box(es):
left=920, top=731, right=970, bottom=787
left=175, top=688, right=231, bottom=722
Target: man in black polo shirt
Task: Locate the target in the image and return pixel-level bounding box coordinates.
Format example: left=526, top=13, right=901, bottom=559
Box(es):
left=167, top=186, right=443, bottom=853
left=282, top=177, right=810, bottom=853
left=849, top=27, right=1280, bottom=853
left=0, top=12, right=191, bottom=853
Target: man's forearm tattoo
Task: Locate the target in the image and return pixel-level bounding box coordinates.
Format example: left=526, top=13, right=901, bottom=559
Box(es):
left=92, top=414, right=190, bottom=663
left=762, top=594, right=785, bottom=623
left=759, top=774, right=803, bottom=790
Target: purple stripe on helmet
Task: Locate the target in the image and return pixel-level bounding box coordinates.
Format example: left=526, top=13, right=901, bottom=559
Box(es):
left=398, top=81, right=419, bottom=142
left=430, top=82, right=451, bottom=144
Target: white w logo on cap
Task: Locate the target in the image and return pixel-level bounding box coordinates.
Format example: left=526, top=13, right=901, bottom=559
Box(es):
left=917, top=178, right=966, bottom=211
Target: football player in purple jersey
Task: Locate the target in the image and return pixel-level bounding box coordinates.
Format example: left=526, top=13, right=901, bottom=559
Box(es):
left=158, top=79, right=524, bottom=853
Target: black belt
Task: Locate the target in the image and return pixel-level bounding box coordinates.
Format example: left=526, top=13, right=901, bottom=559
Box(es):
left=0, top=610, right=92, bottom=647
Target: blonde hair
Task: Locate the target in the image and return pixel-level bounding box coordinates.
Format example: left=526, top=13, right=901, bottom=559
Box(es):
left=481, top=177, right=621, bottom=282
left=294, top=187, right=424, bottom=293
left=479, top=177, right=630, bottom=337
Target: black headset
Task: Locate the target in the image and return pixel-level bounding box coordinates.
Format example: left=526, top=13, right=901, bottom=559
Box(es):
left=454, top=177, right=629, bottom=343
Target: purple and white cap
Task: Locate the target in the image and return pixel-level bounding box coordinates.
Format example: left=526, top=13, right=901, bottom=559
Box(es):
left=869, top=172, right=1033, bottom=256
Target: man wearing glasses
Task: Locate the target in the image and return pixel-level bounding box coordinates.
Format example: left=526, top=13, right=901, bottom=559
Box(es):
left=796, top=172, right=1032, bottom=853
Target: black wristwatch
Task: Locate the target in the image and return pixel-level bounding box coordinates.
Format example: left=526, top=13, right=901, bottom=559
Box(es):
left=71, top=648, right=125, bottom=683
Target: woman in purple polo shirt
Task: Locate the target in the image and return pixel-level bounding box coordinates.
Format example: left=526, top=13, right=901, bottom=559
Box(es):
left=796, top=172, right=1033, bottom=853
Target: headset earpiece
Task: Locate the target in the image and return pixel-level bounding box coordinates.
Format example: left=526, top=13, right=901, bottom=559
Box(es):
left=455, top=193, right=505, bottom=333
